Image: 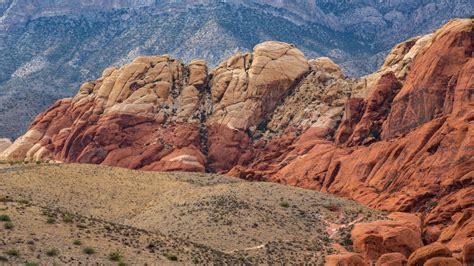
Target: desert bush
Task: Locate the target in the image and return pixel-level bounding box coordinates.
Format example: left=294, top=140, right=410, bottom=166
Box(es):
left=83, top=247, right=96, bottom=255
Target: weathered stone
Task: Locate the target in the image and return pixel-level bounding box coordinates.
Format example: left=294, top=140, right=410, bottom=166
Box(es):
left=376, top=252, right=407, bottom=266
left=407, top=243, right=452, bottom=266
left=326, top=252, right=369, bottom=266
left=352, top=212, right=422, bottom=261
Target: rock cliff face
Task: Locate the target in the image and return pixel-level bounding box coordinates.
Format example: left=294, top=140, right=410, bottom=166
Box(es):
left=2, top=18, right=473, bottom=263
left=1, top=0, right=472, bottom=140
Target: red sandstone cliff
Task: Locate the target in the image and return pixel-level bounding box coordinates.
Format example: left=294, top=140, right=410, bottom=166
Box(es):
left=2, top=18, right=473, bottom=264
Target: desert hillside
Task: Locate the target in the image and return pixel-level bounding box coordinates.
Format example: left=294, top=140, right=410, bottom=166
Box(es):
left=0, top=162, right=383, bottom=264
left=1, top=18, right=473, bottom=264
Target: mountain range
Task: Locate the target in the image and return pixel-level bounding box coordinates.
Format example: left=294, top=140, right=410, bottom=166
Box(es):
left=0, top=0, right=472, bottom=139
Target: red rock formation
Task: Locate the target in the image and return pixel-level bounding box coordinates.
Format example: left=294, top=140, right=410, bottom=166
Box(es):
left=326, top=252, right=368, bottom=266
left=352, top=212, right=423, bottom=261
left=1, top=19, right=473, bottom=264
left=336, top=72, right=402, bottom=146
left=407, top=242, right=453, bottom=266
left=376, top=253, right=407, bottom=266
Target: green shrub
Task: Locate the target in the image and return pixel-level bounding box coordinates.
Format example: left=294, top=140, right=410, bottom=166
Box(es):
left=5, top=248, right=19, bottom=256
left=73, top=239, right=82, bottom=245
left=47, top=217, right=56, bottom=224
left=62, top=213, right=74, bottom=223
left=109, top=251, right=122, bottom=261
left=83, top=247, right=96, bottom=255
left=4, top=222, right=14, bottom=230
left=166, top=254, right=178, bottom=261
left=0, top=215, right=11, bottom=221
left=279, top=201, right=290, bottom=208
left=46, top=248, right=59, bottom=257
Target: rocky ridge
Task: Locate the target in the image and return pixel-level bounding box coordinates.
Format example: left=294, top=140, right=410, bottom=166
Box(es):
left=2, top=18, right=473, bottom=263
left=1, top=0, right=472, bottom=140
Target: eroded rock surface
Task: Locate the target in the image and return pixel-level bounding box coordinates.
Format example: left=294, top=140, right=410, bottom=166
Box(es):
left=1, top=19, right=473, bottom=264
left=352, top=212, right=423, bottom=261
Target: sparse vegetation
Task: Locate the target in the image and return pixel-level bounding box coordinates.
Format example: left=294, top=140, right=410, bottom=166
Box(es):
left=47, top=217, right=56, bottom=224
left=0, top=163, right=388, bottom=264
left=83, top=247, right=96, bottom=255
left=5, top=248, right=19, bottom=256
left=109, top=251, right=122, bottom=261
left=62, top=212, right=74, bottom=223
left=166, top=253, right=178, bottom=261
left=323, top=202, right=340, bottom=212
left=0, top=214, right=11, bottom=221
left=46, top=248, right=59, bottom=257
left=118, top=262, right=127, bottom=266
left=4, top=221, right=14, bottom=230
left=25, top=262, right=39, bottom=266
left=338, top=225, right=354, bottom=252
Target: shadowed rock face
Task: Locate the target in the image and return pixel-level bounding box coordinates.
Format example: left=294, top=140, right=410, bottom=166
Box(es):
left=2, top=19, right=473, bottom=262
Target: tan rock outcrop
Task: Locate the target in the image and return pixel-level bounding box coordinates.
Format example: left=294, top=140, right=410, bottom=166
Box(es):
left=209, top=41, right=309, bottom=130
left=351, top=33, right=433, bottom=99
left=266, top=57, right=352, bottom=138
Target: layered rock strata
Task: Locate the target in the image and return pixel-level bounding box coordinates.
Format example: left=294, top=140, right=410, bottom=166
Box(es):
left=2, top=18, right=473, bottom=263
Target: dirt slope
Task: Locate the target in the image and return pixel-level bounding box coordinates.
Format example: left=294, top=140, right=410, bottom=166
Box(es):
left=0, top=163, right=383, bottom=264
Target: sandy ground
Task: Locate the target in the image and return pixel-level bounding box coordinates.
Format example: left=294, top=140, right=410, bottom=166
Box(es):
left=0, top=163, right=384, bottom=264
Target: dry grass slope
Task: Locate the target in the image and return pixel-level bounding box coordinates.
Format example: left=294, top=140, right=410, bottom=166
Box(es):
left=0, top=163, right=384, bottom=264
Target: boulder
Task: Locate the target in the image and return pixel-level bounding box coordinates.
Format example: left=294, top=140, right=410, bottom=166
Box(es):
left=462, top=240, right=474, bottom=265
left=423, top=257, right=461, bottom=266
left=438, top=209, right=474, bottom=257
left=376, top=252, right=407, bottom=266
left=407, top=243, right=452, bottom=266
left=352, top=212, right=422, bottom=261
left=326, top=252, right=368, bottom=266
